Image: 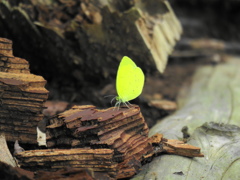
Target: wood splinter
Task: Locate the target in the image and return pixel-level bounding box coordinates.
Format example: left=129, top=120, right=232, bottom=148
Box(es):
left=149, top=133, right=204, bottom=157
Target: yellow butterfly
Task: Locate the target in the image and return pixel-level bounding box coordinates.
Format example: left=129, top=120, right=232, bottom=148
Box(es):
left=114, top=56, right=145, bottom=107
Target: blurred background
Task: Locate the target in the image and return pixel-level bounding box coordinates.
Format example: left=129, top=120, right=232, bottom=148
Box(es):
left=0, top=0, right=239, bottom=127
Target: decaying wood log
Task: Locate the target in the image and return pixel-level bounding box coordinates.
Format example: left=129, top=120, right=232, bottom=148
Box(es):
left=0, top=38, right=48, bottom=144
left=132, top=56, right=240, bottom=180
left=46, top=105, right=150, bottom=150
left=46, top=105, right=153, bottom=178
left=14, top=105, right=203, bottom=179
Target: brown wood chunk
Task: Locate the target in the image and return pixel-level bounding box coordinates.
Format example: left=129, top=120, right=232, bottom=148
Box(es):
left=0, top=38, right=13, bottom=57
left=149, top=133, right=163, bottom=144
left=0, top=38, right=48, bottom=144
left=45, top=105, right=153, bottom=179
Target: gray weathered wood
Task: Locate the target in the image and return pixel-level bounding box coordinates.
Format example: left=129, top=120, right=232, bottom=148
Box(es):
left=132, top=56, right=240, bottom=180
left=0, top=134, right=17, bottom=167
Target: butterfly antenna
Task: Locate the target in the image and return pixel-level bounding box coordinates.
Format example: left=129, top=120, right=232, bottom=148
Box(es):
left=104, top=95, right=115, bottom=99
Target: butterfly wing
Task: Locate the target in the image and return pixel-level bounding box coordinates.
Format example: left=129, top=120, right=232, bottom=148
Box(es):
left=116, top=56, right=145, bottom=102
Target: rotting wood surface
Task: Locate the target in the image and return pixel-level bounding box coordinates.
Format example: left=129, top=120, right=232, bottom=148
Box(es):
left=0, top=38, right=48, bottom=144
left=15, top=105, right=203, bottom=179
left=46, top=105, right=153, bottom=179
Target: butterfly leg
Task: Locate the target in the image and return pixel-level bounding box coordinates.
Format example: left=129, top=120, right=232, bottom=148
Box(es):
left=111, top=97, right=116, bottom=106
left=123, top=101, right=130, bottom=108
left=114, top=101, right=121, bottom=110
left=126, top=101, right=132, bottom=106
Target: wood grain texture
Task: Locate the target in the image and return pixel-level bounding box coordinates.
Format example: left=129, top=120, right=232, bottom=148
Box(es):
left=0, top=38, right=48, bottom=144
left=46, top=105, right=152, bottom=179
left=16, top=104, right=203, bottom=179
left=16, top=148, right=117, bottom=177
